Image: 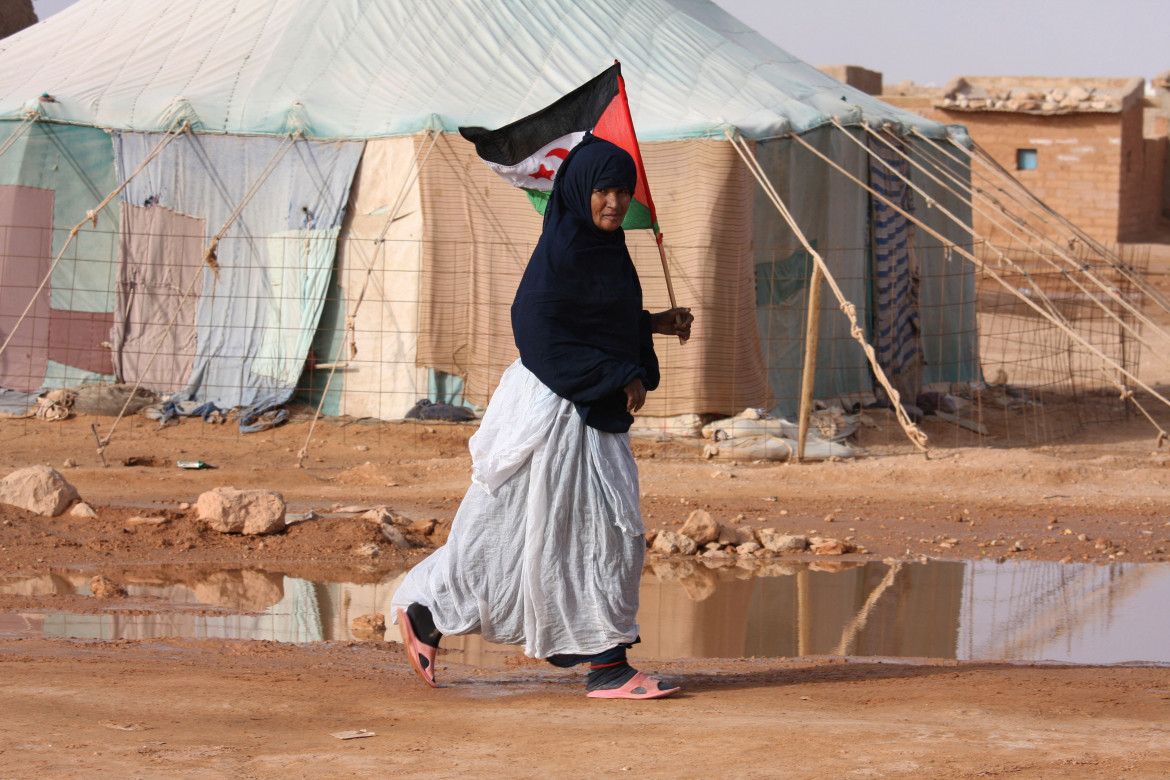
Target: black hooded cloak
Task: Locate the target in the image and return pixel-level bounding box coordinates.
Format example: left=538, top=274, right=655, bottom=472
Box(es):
left=511, top=135, right=660, bottom=433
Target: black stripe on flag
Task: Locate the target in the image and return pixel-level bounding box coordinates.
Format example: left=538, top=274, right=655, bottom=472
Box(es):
left=459, top=64, right=620, bottom=166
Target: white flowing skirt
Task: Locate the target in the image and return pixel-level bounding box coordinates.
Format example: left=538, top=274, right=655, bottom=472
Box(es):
left=390, top=360, right=646, bottom=659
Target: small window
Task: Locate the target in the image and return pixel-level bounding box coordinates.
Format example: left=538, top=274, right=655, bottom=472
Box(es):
left=1017, top=149, right=1038, bottom=171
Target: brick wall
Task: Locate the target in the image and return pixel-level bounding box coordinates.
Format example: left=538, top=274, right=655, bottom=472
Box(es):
left=933, top=110, right=1126, bottom=245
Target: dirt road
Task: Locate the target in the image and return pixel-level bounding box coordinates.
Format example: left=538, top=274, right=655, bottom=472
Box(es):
left=2, top=411, right=1170, bottom=778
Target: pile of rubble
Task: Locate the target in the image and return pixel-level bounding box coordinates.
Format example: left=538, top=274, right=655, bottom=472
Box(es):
left=936, top=82, right=1121, bottom=114
left=647, top=509, right=864, bottom=561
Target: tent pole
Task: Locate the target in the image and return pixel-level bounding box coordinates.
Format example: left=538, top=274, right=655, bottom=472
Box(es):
left=796, top=263, right=823, bottom=461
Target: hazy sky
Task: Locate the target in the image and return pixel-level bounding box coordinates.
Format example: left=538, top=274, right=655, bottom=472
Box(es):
left=30, top=0, right=1170, bottom=87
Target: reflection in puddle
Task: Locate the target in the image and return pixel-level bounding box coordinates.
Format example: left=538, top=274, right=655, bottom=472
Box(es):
left=2, top=560, right=1168, bottom=665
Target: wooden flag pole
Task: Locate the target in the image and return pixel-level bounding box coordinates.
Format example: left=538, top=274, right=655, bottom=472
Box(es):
left=654, top=233, right=686, bottom=345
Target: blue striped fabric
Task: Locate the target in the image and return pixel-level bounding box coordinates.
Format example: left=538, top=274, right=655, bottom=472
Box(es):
left=869, top=138, right=920, bottom=400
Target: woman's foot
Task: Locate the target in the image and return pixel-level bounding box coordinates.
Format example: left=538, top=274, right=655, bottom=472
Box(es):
left=397, top=606, right=440, bottom=688
left=586, top=670, right=680, bottom=699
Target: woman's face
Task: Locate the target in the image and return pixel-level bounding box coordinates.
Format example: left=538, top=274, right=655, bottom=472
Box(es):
left=590, top=187, right=632, bottom=232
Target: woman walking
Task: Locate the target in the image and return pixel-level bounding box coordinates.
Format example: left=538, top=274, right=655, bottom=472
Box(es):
left=391, top=134, right=692, bottom=699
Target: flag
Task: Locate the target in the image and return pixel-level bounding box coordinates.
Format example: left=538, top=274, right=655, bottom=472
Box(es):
left=459, top=62, right=660, bottom=234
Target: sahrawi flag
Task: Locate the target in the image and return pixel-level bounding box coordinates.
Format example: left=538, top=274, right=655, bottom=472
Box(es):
left=459, top=62, right=660, bottom=235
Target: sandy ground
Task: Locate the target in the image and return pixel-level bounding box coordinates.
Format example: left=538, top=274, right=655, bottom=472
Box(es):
left=1, top=401, right=1170, bottom=778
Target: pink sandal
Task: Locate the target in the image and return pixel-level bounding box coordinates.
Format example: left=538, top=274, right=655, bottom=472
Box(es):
left=586, top=671, right=680, bottom=699
left=397, top=607, right=440, bottom=688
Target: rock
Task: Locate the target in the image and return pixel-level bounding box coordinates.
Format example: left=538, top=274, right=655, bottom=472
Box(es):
left=651, top=530, right=698, bottom=556
left=351, top=613, right=386, bottom=633
left=1094, top=537, right=1112, bottom=551
left=645, top=529, right=659, bottom=546
left=810, top=537, right=849, bottom=556
left=759, top=530, right=808, bottom=553
left=196, top=487, right=286, bottom=535
left=380, top=522, right=412, bottom=550
left=178, top=502, right=191, bottom=511
left=407, top=518, right=437, bottom=536
left=90, top=575, right=127, bottom=598
left=70, top=502, right=98, bottom=518
left=334, top=505, right=367, bottom=514
left=361, top=507, right=400, bottom=524
left=1012, top=540, right=1027, bottom=552
left=679, top=509, right=719, bottom=546
left=125, top=516, right=168, bottom=527
left=355, top=542, right=380, bottom=558
left=62, top=458, right=78, bottom=468
left=718, top=524, right=757, bottom=547
left=0, top=465, right=80, bottom=516
left=736, top=541, right=762, bottom=556
left=354, top=445, right=370, bottom=452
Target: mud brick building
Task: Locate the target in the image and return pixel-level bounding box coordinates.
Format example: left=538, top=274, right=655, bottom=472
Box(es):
left=884, top=75, right=1167, bottom=246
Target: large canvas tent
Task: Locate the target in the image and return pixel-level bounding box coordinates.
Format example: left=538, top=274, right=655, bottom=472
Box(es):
left=0, top=0, right=979, bottom=435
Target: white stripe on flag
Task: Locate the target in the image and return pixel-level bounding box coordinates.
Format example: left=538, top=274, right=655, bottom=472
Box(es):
left=482, top=132, right=586, bottom=191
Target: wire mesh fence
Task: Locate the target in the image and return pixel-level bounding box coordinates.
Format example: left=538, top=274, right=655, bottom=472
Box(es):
left=0, top=127, right=1159, bottom=464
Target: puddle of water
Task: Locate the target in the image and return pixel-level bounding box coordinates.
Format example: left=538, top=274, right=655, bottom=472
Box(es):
left=2, top=560, right=1168, bottom=666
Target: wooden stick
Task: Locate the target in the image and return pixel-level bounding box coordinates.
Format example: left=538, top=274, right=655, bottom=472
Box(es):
left=796, top=264, right=823, bottom=462
left=654, top=233, right=686, bottom=345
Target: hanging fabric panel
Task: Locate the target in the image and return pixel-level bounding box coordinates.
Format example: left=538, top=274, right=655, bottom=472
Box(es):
left=111, top=132, right=364, bottom=409
left=869, top=134, right=921, bottom=404
left=111, top=204, right=206, bottom=393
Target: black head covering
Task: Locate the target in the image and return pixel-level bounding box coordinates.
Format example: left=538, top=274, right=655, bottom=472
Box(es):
left=511, top=134, right=659, bottom=432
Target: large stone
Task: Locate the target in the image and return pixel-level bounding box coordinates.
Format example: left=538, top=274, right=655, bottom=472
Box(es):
left=380, top=522, right=412, bottom=550
left=759, top=529, right=808, bottom=553
left=809, top=537, right=849, bottom=556
left=679, top=509, right=719, bottom=546
left=718, top=524, right=757, bottom=547
left=651, top=530, right=698, bottom=557
left=0, top=465, right=79, bottom=516
left=196, top=487, right=286, bottom=535
left=70, top=502, right=98, bottom=518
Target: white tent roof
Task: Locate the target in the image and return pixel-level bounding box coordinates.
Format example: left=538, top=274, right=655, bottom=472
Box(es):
left=0, top=0, right=949, bottom=140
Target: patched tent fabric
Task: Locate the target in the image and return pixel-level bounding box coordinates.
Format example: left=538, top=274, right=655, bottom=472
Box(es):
left=111, top=132, right=364, bottom=409
left=0, top=184, right=53, bottom=392
left=315, top=137, right=430, bottom=420
left=0, top=122, right=121, bottom=393
left=112, top=204, right=205, bottom=392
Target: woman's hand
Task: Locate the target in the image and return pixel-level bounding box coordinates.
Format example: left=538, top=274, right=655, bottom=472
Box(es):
left=624, top=377, right=646, bottom=413
left=651, top=307, right=694, bottom=342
